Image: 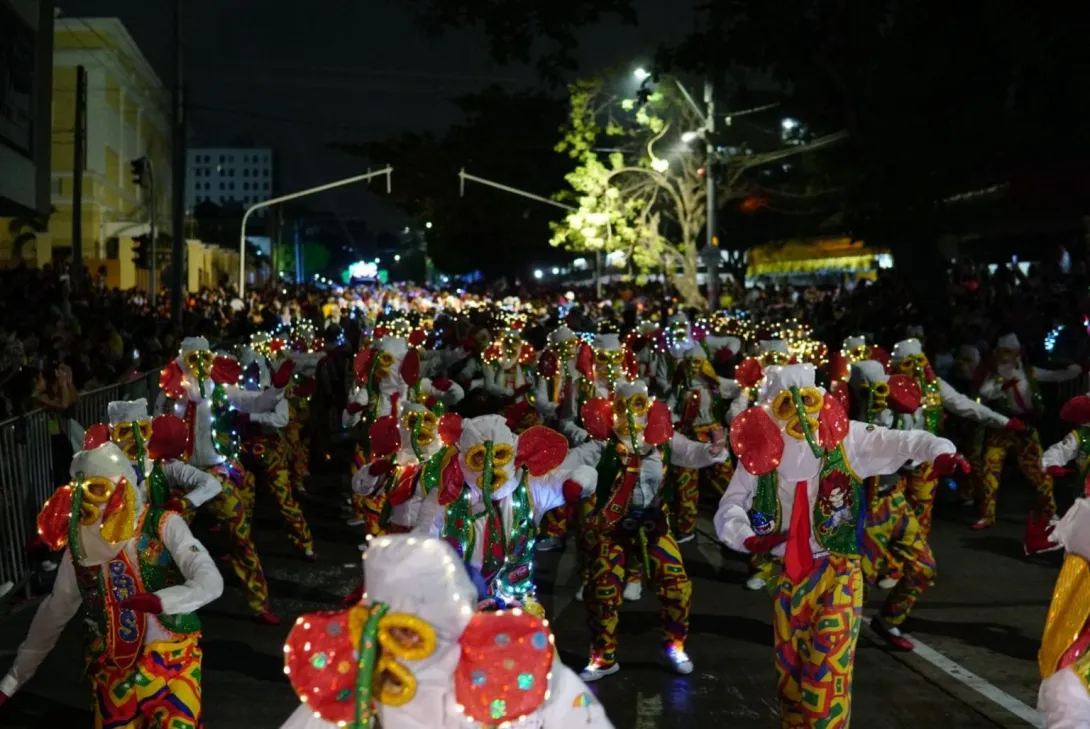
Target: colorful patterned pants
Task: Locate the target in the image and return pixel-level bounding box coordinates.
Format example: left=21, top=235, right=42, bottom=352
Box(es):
left=670, top=467, right=701, bottom=538
left=91, top=637, right=202, bottom=729
left=586, top=523, right=690, bottom=667
left=576, top=495, right=640, bottom=587
left=540, top=504, right=574, bottom=540
left=774, top=554, right=862, bottom=729
left=693, top=424, right=734, bottom=497
left=202, top=461, right=270, bottom=613
left=751, top=552, right=779, bottom=587
left=976, top=427, right=1056, bottom=524
left=286, top=398, right=311, bottom=486
left=903, top=462, right=938, bottom=539
left=242, top=434, right=314, bottom=555
left=861, top=485, right=936, bottom=626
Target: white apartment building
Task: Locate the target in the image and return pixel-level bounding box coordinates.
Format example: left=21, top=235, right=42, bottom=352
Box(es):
left=187, top=147, right=275, bottom=215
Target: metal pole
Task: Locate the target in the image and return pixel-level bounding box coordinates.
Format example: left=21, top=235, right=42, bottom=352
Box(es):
left=704, top=77, right=719, bottom=310
left=238, top=167, right=392, bottom=296
left=148, top=160, right=157, bottom=303
left=71, top=65, right=86, bottom=290
left=595, top=250, right=602, bottom=299
left=170, top=0, right=185, bottom=320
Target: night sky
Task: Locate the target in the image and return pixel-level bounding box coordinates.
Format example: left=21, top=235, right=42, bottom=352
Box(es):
left=59, top=0, right=700, bottom=235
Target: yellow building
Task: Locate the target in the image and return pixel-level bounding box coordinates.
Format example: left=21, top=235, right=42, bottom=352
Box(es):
left=45, top=17, right=172, bottom=285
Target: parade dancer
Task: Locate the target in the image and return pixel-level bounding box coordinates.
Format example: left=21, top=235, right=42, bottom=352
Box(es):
left=238, top=358, right=317, bottom=561
left=1034, top=392, right=1090, bottom=555
left=278, top=535, right=614, bottom=729
left=92, top=399, right=221, bottom=519
left=850, top=360, right=936, bottom=651
left=666, top=333, right=739, bottom=543
left=889, top=337, right=1015, bottom=536
left=415, top=415, right=596, bottom=617
left=0, top=442, right=223, bottom=727
left=973, top=333, right=1081, bottom=530
left=715, top=364, right=968, bottom=728
left=158, top=336, right=281, bottom=623
left=567, top=381, right=729, bottom=681
left=1036, top=498, right=1090, bottom=728
left=482, top=317, right=539, bottom=431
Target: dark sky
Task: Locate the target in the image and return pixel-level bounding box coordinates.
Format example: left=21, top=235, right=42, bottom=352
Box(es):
left=59, top=0, right=700, bottom=236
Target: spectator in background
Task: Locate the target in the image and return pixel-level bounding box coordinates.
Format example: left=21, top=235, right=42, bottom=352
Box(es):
left=31, top=348, right=78, bottom=486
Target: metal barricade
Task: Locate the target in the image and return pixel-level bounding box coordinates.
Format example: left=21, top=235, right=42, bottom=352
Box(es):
left=0, top=410, right=54, bottom=601
left=0, top=369, right=161, bottom=606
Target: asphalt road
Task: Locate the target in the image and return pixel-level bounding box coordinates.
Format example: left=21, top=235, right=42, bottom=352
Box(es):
left=0, top=471, right=1062, bottom=728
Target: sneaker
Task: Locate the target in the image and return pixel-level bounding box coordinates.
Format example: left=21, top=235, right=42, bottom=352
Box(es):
left=575, top=584, right=586, bottom=602
left=346, top=517, right=366, bottom=527
left=871, top=616, right=914, bottom=651
left=970, top=519, right=994, bottom=531
left=663, top=644, right=694, bottom=675
left=745, top=575, right=766, bottom=591
left=676, top=533, right=696, bottom=545
left=877, top=576, right=900, bottom=590
left=623, top=581, right=642, bottom=601
left=536, top=537, right=565, bottom=553
left=579, top=660, right=620, bottom=682
left=304, top=550, right=318, bottom=562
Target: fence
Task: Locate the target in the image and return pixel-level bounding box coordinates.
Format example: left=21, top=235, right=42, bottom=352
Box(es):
left=0, top=369, right=161, bottom=604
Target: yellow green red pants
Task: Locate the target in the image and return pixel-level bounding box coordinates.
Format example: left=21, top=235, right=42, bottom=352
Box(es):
left=540, top=503, right=574, bottom=540
left=241, top=433, right=314, bottom=555
left=774, top=554, right=863, bottom=729
left=861, top=483, right=936, bottom=626
left=976, top=427, right=1056, bottom=524
left=585, top=522, right=690, bottom=667
left=670, top=442, right=734, bottom=538
left=575, top=494, right=640, bottom=587
left=903, top=461, right=938, bottom=539
left=203, top=461, right=270, bottom=613
left=285, top=397, right=310, bottom=486
left=91, top=636, right=202, bottom=729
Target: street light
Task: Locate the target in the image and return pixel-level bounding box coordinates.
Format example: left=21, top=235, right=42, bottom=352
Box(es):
left=425, top=221, right=433, bottom=229
left=533, top=269, right=543, bottom=280
left=373, top=257, right=380, bottom=264
left=633, top=68, right=650, bottom=81
left=782, top=118, right=798, bottom=131
left=394, top=254, right=401, bottom=262
left=681, top=130, right=701, bottom=143
left=551, top=267, right=560, bottom=275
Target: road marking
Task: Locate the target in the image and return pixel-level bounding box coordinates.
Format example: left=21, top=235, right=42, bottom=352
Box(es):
left=634, top=692, right=663, bottom=729
left=910, top=638, right=1042, bottom=728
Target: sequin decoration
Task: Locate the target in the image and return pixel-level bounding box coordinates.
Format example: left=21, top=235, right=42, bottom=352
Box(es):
left=471, top=670, right=487, bottom=686
left=495, top=633, right=510, bottom=647
left=517, top=673, right=534, bottom=690
left=336, top=688, right=352, bottom=703
left=572, top=692, right=594, bottom=708
left=490, top=699, right=507, bottom=719
left=311, top=652, right=328, bottom=669
left=337, top=660, right=352, bottom=675
left=503, top=659, right=515, bottom=670
left=327, top=622, right=342, bottom=637
left=531, top=631, right=548, bottom=651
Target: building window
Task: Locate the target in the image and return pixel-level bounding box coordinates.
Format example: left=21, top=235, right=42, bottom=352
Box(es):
left=204, top=182, right=211, bottom=190
left=263, top=182, right=269, bottom=190
left=219, top=182, right=224, bottom=190
left=244, top=197, right=250, bottom=205
left=204, top=155, right=210, bottom=163
left=219, top=155, right=225, bottom=163
left=252, top=169, right=259, bottom=177
left=263, top=169, right=269, bottom=177
left=243, top=169, right=249, bottom=177
left=194, top=169, right=200, bottom=177
left=228, top=169, right=234, bottom=177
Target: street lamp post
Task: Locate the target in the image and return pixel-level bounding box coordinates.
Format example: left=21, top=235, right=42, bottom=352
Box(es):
left=238, top=167, right=392, bottom=296
left=703, top=78, right=720, bottom=310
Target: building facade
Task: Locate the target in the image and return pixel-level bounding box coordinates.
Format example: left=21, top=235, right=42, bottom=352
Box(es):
left=0, top=0, right=55, bottom=264
left=187, top=146, right=276, bottom=215
left=46, top=17, right=172, bottom=275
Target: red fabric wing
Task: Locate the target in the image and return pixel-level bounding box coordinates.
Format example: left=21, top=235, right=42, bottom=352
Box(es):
left=515, top=425, right=569, bottom=477
left=438, top=413, right=464, bottom=446
left=818, top=393, right=850, bottom=448
left=84, top=423, right=111, bottom=450
left=828, top=351, right=849, bottom=382
left=159, top=361, right=186, bottom=400
left=455, top=611, right=553, bottom=725
left=210, top=356, right=242, bottom=386
left=643, top=400, right=674, bottom=446
left=282, top=608, right=357, bottom=725
left=1061, top=394, right=1090, bottom=426
left=580, top=398, right=614, bottom=442
left=369, top=415, right=402, bottom=458
left=734, top=357, right=764, bottom=389
left=439, top=450, right=465, bottom=506
left=887, top=375, right=923, bottom=414
left=827, top=380, right=851, bottom=416
left=730, top=408, right=784, bottom=476
left=408, top=328, right=426, bottom=348
left=577, top=343, right=595, bottom=380
left=400, top=349, right=421, bottom=387
left=37, top=485, right=74, bottom=551
left=353, top=348, right=375, bottom=385
left=148, top=415, right=189, bottom=460
left=536, top=349, right=559, bottom=379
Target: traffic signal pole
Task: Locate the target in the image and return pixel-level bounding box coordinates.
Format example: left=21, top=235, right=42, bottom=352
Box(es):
left=71, top=66, right=86, bottom=290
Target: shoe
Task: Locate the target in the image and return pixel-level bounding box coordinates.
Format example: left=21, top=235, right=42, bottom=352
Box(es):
left=663, top=644, right=694, bottom=675
left=676, top=533, right=696, bottom=545
left=255, top=610, right=282, bottom=626
left=41, top=560, right=58, bottom=573
left=304, top=550, right=318, bottom=562
left=745, top=576, right=766, bottom=591
left=536, top=537, right=564, bottom=553
left=623, top=581, right=642, bottom=601
left=346, top=517, right=366, bottom=527
left=877, top=576, right=900, bottom=590
left=871, top=616, right=914, bottom=651
left=575, top=584, right=586, bottom=602
left=970, top=519, right=994, bottom=531
left=579, top=660, right=620, bottom=682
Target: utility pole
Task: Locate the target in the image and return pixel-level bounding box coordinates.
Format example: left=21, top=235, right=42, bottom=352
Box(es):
left=702, top=77, right=720, bottom=310
left=71, top=65, right=87, bottom=291
left=170, top=0, right=185, bottom=320
left=147, top=160, right=157, bottom=302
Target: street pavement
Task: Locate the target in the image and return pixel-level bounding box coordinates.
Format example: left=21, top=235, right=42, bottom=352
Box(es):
left=0, top=469, right=1063, bottom=728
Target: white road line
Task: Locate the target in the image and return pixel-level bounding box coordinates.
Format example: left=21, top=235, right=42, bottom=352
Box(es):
left=634, top=692, right=663, bottom=729
left=910, top=638, right=1043, bottom=728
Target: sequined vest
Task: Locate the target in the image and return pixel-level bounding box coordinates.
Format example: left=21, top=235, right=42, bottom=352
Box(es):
left=73, top=508, right=201, bottom=669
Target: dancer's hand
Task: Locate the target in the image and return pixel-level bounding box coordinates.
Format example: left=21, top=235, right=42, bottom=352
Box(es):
left=346, top=401, right=364, bottom=415
left=933, top=453, right=971, bottom=477
left=119, top=593, right=163, bottom=615
left=164, top=497, right=190, bottom=515
left=743, top=534, right=788, bottom=554
left=708, top=429, right=727, bottom=457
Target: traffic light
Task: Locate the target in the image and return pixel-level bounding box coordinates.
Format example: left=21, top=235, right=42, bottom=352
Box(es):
left=130, top=158, right=147, bottom=188
left=132, top=234, right=150, bottom=268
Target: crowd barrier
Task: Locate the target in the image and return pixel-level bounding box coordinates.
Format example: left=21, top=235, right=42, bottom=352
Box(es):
left=0, top=369, right=161, bottom=603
